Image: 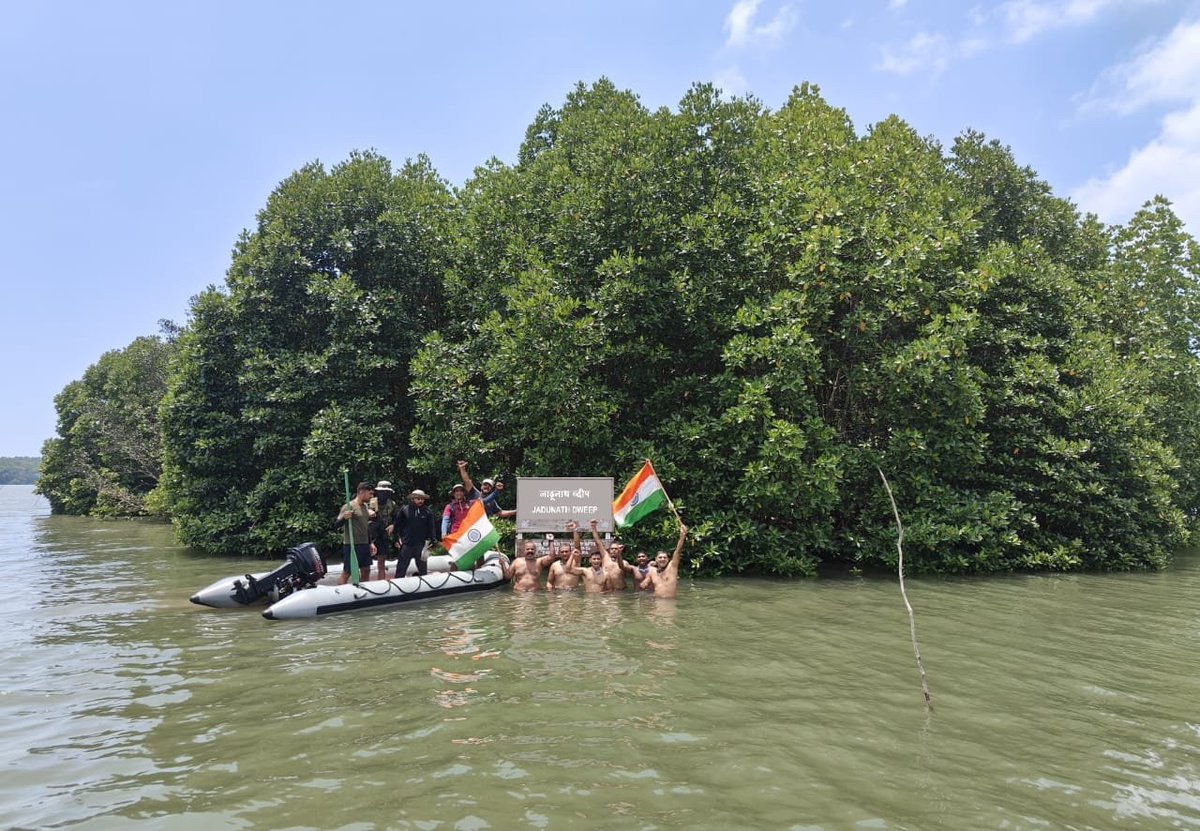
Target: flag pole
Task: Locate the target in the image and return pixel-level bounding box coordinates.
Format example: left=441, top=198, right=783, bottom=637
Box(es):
left=645, top=458, right=682, bottom=526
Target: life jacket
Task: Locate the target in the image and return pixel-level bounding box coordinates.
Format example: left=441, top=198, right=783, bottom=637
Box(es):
left=445, top=496, right=476, bottom=534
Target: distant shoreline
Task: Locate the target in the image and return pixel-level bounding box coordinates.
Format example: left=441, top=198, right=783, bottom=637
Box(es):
left=0, top=456, right=40, bottom=486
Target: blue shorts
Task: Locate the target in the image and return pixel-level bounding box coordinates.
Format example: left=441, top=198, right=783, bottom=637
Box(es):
left=340, top=543, right=373, bottom=572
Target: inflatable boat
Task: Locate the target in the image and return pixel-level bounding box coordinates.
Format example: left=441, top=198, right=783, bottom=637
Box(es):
left=189, top=542, right=457, bottom=609
left=262, top=551, right=510, bottom=620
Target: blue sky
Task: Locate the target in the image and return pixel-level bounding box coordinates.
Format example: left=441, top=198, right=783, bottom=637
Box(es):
left=2, top=0, right=1198, bottom=457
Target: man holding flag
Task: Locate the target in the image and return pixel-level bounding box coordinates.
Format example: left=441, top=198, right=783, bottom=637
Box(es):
left=440, top=496, right=501, bottom=571
left=640, top=523, right=688, bottom=599
left=613, top=460, right=688, bottom=598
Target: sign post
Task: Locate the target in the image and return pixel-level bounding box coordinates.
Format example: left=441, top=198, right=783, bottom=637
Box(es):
left=516, top=477, right=615, bottom=534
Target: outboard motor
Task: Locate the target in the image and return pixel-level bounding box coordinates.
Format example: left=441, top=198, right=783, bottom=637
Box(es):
left=231, top=543, right=328, bottom=605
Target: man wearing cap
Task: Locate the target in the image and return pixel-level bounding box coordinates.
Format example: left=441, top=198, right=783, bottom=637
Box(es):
left=441, top=460, right=482, bottom=537
left=393, top=488, right=439, bottom=578
left=479, top=478, right=516, bottom=519
left=369, top=481, right=399, bottom=581
left=334, top=481, right=377, bottom=584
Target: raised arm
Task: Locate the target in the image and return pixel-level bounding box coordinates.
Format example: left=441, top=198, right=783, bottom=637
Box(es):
left=588, top=518, right=606, bottom=553
left=496, top=481, right=516, bottom=518
left=565, top=549, right=584, bottom=576
left=588, top=519, right=612, bottom=565
left=456, top=460, right=475, bottom=496
left=667, top=522, right=688, bottom=573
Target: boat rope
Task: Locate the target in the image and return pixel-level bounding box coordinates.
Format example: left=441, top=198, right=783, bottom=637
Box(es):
left=353, top=567, right=483, bottom=597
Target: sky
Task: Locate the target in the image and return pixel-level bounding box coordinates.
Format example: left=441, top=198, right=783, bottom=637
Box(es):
left=2, top=0, right=1199, bottom=457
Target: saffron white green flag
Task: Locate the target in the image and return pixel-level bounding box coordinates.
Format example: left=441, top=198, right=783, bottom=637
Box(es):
left=442, top=500, right=500, bottom=569
left=613, top=461, right=667, bottom=529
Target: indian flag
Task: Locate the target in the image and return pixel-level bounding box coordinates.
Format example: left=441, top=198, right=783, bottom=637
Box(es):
left=613, top=461, right=667, bottom=529
left=441, top=500, right=500, bottom=569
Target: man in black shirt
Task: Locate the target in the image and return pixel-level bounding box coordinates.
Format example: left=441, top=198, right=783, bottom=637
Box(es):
left=393, top=489, right=439, bottom=578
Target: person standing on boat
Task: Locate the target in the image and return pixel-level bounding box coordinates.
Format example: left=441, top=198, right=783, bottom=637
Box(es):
left=334, top=482, right=377, bottom=585
left=393, top=489, right=438, bottom=579
left=441, top=460, right=482, bottom=537
left=369, top=480, right=399, bottom=581
left=479, top=478, right=516, bottom=519
left=639, top=522, right=688, bottom=598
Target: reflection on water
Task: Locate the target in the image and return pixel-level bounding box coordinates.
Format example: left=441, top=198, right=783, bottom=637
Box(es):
left=0, top=485, right=1198, bottom=829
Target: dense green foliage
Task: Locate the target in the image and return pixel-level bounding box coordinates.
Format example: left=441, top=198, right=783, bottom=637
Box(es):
left=43, top=79, right=1200, bottom=574
left=157, top=152, right=456, bottom=554
left=37, top=336, right=173, bottom=516
left=407, top=80, right=1199, bottom=576
left=0, top=457, right=40, bottom=485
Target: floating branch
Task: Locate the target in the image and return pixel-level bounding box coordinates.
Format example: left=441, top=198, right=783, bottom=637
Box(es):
left=878, top=467, right=933, bottom=710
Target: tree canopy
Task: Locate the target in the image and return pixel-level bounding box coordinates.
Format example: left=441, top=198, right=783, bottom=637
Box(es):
left=39, top=79, right=1200, bottom=575
left=37, top=335, right=173, bottom=516
left=157, top=151, right=456, bottom=554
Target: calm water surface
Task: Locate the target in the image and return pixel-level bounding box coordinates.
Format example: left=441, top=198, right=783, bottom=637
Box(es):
left=1, top=485, right=1197, bottom=830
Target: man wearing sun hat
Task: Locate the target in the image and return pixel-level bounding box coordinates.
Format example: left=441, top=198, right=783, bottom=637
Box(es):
left=393, top=486, right=439, bottom=579
left=369, top=480, right=399, bottom=580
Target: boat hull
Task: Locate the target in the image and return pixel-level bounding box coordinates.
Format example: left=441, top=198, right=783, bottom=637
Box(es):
left=190, top=552, right=455, bottom=608
left=262, top=554, right=509, bottom=620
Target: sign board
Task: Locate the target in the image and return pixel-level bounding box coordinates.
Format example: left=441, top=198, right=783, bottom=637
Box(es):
left=516, top=477, right=614, bottom=533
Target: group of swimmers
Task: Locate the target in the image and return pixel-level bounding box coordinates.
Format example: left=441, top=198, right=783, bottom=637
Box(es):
left=504, top=518, right=688, bottom=599
left=335, top=461, right=688, bottom=599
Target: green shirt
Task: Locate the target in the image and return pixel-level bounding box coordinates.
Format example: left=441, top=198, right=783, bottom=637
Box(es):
left=340, top=500, right=371, bottom=546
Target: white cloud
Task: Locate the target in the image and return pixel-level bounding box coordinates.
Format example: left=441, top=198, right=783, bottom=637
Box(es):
left=999, top=0, right=1159, bottom=43
left=877, top=2, right=1162, bottom=81
left=1083, top=18, right=1200, bottom=113
left=1072, top=20, right=1200, bottom=235
left=724, top=0, right=798, bottom=49
left=878, top=31, right=949, bottom=75
left=1073, top=101, right=1200, bottom=233
left=1003, top=0, right=1109, bottom=42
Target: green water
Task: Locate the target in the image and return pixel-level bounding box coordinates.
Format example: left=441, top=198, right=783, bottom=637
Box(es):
left=1, top=485, right=1197, bottom=830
